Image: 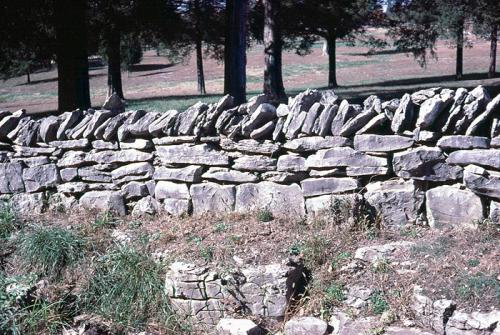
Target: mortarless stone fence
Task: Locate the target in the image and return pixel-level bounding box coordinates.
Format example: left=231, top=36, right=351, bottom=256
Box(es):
left=0, top=86, right=498, bottom=228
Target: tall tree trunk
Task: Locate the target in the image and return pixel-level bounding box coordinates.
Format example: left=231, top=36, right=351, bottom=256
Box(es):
left=194, top=0, right=206, bottom=95
left=226, top=0, right=248, bottom=104
left=489, top=24, right=497, bottom=78
left=196, top=38, right=206, bottom=95
left=263, top=0, right=286, bottom=103
left=107, top=27, right=124, bottom=99
left=327, top=32, right=338, bottom=88
left=456, top=21, right=464, bottom=80
left=26, top=69, right=31, bottom=84
left=54, top=0, right=91, bottom=112
left=224, top=0, right=233, bottom=94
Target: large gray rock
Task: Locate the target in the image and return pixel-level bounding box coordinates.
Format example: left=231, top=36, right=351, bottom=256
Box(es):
left=163, top=199, right=191, bottom=216
left=49, top=139, right=90, bottom=150
left=155, top=181, right=190, bottom=200
left=117, top=110, right=147, bottom=141
left=353, top=134, right=414, bottom=152
left=242, top=103, right=276, bottom=136
left=154, top=166, right=203, bottom=183
left=68, top=112, right=93, bottom=139
left=60, top=168, right=78, bottom=182
left=220, top=138, right=280, bottom=155
left=356, top=113, right=388, bottom=135
left=447, top=149, right=500, bottom=169
left=83, top=110, right=114, bottom=139
left=490, top=201, right=499, bottom=224
left=301, top=177, right=359, bottom=197
left=0, top=162, right=25, bottom=193
left=454, top=85, right=491, bottom=134
left=286, top=112, right=307, bottom=139
left=466, top=93, right=500, bottom=135
left=346, top=166, right=389, bottom=176
left=102, top=113, right=128, bottom=141
left=235, top=182, right=305, bottom=217
left=128, top=112, right=159, bottom=136
left=148, top=110, right=179, bottom=136
left=411, top=87, right=439, bottom=105
left=302, top=103, right=323, bottom=135
left=10, top=192, right=45, bottom=215
left=23, top=164, right=60, bottom=192
left=250, top=120, right=275, bottom=140
left=111, top=162, right=154, bottom=182
left=190, top=183, right=235, bottom=214
left=339, top=108, right=377, bottom=137
left=284, top=317, right=328, bottom=335
left=200, top=95, right=235, bottom=135
left=463, top=165, right=500, bottom=200
left=283, top=136, right=350, bottom=152
left=313, top=104, right=338, bottom=137
left=365, top=179, right=425, bottom=227
left=12, top=120, right=39, bottom=147
left=88, top=149, right=153, bottom=164
left=57, top=111, right=83, bottom=140
left=233, top=155, right=277, bottom=172
left=39, top=116, right=60, bottom=143
left=306, top=147, right=387, bottom=169
left=79, top=191, right=126, bottom=215
left=415, top=95, right=450, bottom=130
left=176, top=102, right=209, bottom=135
left=0, top=110, right=25, bottom=138
left=445, top=310, right=500, bottom=335
left=216, top=318, right=262, bottom=335
left=426, top=185, right=483, bottom=229
left=277, top=155, right=306, bottom=172
left=119, top=138, right=153, bottom=150
left=121, top=181, right=149, bottom=200
left=305, top=193, right=359, bottom=216
left=102, top=93, right=124, bottom=112
left=391, top=93, right=416, bottom=133
left=157, top=144, right=229, bottom=166
left=392, top=147, right=442, bottom=176
left=202, top=167, right=258, bottom=183
left=261, top=171, right=307, bottom=183
left=132, top=196, right=160, bottom=216
left=331, top=100, right=358, bottom=135
left=57, top=151, right=87, bottom=168
left=437, top=135, right=490, bottom=150
left=78, top=166, right=112, bottom=183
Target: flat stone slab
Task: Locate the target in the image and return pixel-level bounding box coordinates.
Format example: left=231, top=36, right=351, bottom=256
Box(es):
left=301, top=177, right=359, bottom=197
left=283, top=136, right=351, bottom=152
left=157, top=144, right=229, bottom=166
left=79, top=191, right=126, bottom=215
left=202, top=167, right=258, bottom=183
left=190, top=183, right=236, bottom=214
left=426, top=185, right=483, bottom=229
left=153, top=166, right=203, bottom=183
left=235, top=182, right=305, bottom=217
left=446, top=149, right=500, bottom=170
left=220, top=138, right=280, bottom=155
left=437, top=135, right=490, bottom=150
left=233, top=155, right=277, bottom=172
left=306, top=147, right=387, bottom=169
left=155, top=181, right=190, bottom=200
left=353, top=134, right=414, bottom=152
left=463, top=165, right=500, bottom=200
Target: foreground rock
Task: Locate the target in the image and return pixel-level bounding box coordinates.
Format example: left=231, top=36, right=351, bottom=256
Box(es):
left=284, top=317, right=328, bottom=335
left=79, top=191, right=126, bottom=216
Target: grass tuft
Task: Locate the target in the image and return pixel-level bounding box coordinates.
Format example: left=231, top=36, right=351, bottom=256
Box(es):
left=256, top=209, right=274, bottom=222
left=81, top=246, right=178, bottom=331
left=0, top=201, right=16, bottom=240
left=18, top=227, right=84, bottom=278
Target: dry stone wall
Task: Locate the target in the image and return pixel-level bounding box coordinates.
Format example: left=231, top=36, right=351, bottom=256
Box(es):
left=0, top=86, right=499, bottom=228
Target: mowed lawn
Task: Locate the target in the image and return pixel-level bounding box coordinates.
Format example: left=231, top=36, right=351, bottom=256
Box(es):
left=1, top=28, right=499, bottom=114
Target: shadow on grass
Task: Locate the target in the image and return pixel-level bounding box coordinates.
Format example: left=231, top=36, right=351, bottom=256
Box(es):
left=345, top=48, right=412, bottom=57
left=129, top=63, right=175, bottom=72
left=18, top=72, right=106, bottom=86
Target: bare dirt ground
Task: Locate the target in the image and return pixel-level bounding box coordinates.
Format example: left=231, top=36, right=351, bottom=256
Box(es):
left=1, top=29, right=499, bottom=114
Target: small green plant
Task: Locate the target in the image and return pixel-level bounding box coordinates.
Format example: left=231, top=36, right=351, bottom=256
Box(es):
left=288, top=242, right=303, bottom=255
left=399, top=226, right=418, bottom=238
left=198, top=246, right=214, bottom=262
left=456, top=272, right=500, bottom=300
left=18, top=227, right=85, bottom=277
left=331, top=251, right=351, bottom=270
left=213, top=222, right=228, bottom=233
left=81, top=246, right=177, bottom=330
left=324, top=282, right=345, bottom=304
left=257, top=209, right=273, bottom=222
left=371, top=258, right=390, bottom=273
left=369, top=326, right=386, bottom=335
left=369, top=290, right=389, bottom=315
left=467, top=259, right=480, bottom=267
left=91, top=212, right=117, bottom=230
left=302, top=235, right=331, bottom=269
left=0, top=201, right=16, bottom=240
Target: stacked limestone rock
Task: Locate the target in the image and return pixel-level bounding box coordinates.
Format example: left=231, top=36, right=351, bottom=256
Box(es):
left=0, top=86, right=498, bottom=228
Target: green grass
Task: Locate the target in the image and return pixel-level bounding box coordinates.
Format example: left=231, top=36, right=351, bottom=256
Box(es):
left=456, top=272, right=500, bottom=301
left=0, top=201, right=16, bottom=240
left=256, top=209, right=274, bottom=222
left=369, top=290, right=389, bottom=315
left=18, top=227, right=85, bottom=278
left=81, top=246, right=177, bottom=331
left=324, top=281, right=345, bottom=304
left=126, top=95, right=222, bottom=113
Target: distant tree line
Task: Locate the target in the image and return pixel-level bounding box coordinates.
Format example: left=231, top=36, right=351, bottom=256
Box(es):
left=0, top=0, right=498, bottom=112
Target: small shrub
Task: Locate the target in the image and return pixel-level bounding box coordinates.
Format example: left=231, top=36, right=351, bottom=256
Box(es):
left=91, top=212, right=118, bottom=231
left=302, top=236, right=331, bottom=269
left=331, top=251, right=351, bottom=270
left=0, top=201, right=16, bottom=240
left=213, top=222, right=228, bottom=233
left=18, top=227, right=84, bottom=278
left=81, top=246, right=177, bottom=331
left=467, top=259, right=480, bottom=268
left=369, top=290, right=389, bottom=315
left=257, top=209, right=273, bottom=222
left=324, top=282, right=345, bottom=304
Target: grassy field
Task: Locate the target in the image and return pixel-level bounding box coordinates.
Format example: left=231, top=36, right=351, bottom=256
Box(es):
left=0, top=29, right=499, bottom=114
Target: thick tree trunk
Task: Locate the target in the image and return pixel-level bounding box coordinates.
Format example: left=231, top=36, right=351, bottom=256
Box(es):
left=107, top=27, right=124, bottom=99
left=194, top=0, right=206, bottom=95
left=489, top=24, right=497, bottom=78
left=327, top=32, right=338, bottom=88
left=456, top=22, right=464, bottom=80
left=224, top=0, right=233, bottom=95
left=263, top=0, right=286, bottom=103
left=226, top=0, right=248, bottom=104
left=54, top=0, right=91, bottom=112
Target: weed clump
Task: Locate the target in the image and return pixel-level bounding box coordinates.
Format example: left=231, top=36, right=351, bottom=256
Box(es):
left=81, top=246, right=177, bottom=331
left=0, top=201, right=16, bottom=240
left=257, top=209, right=273, bottom=222
left=18, top=226, right=84, bottom=277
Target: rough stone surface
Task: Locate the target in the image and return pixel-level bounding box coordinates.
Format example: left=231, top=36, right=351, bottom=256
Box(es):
left=354, top=134, right=414, bottom=152
left=154, top=165, right=203, bottom=183
left=216, top=319, right=262, bottom=335
left=10, top=192, right=45, bottom=215
left=233, top=155, right=277, bottom=172
left=463, top=165, right=500, bottom=199
left=283, top=136, right=351, bottom=152
left=277, top=155, right=307, bottom=172
left=426, top=185, right=483, bottom=228
left=157, top=144, right=229, bottom=166
left=437, top=135, right=490, bottom=150
left=365, top=179, right=425, bottom=227
left=190, top=183, right=235, bottom=214
left=306, top=147, right=387, bottom=169
left=301, top=177, right=359, bottom=197
left=79, top=191, right=126, bottom=215
left=202, top=167, right=258, bottom=183
left=23, top=164, right=60, bottom=193
left=447, top=149, right=500, bottom=169
left=284, top=317, right=328, bottom=335
left=235, top=182, right=305, bottom=217
left=155, top=181, right=190, bottom=200
left=0, top=162, right=25, bottom=193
